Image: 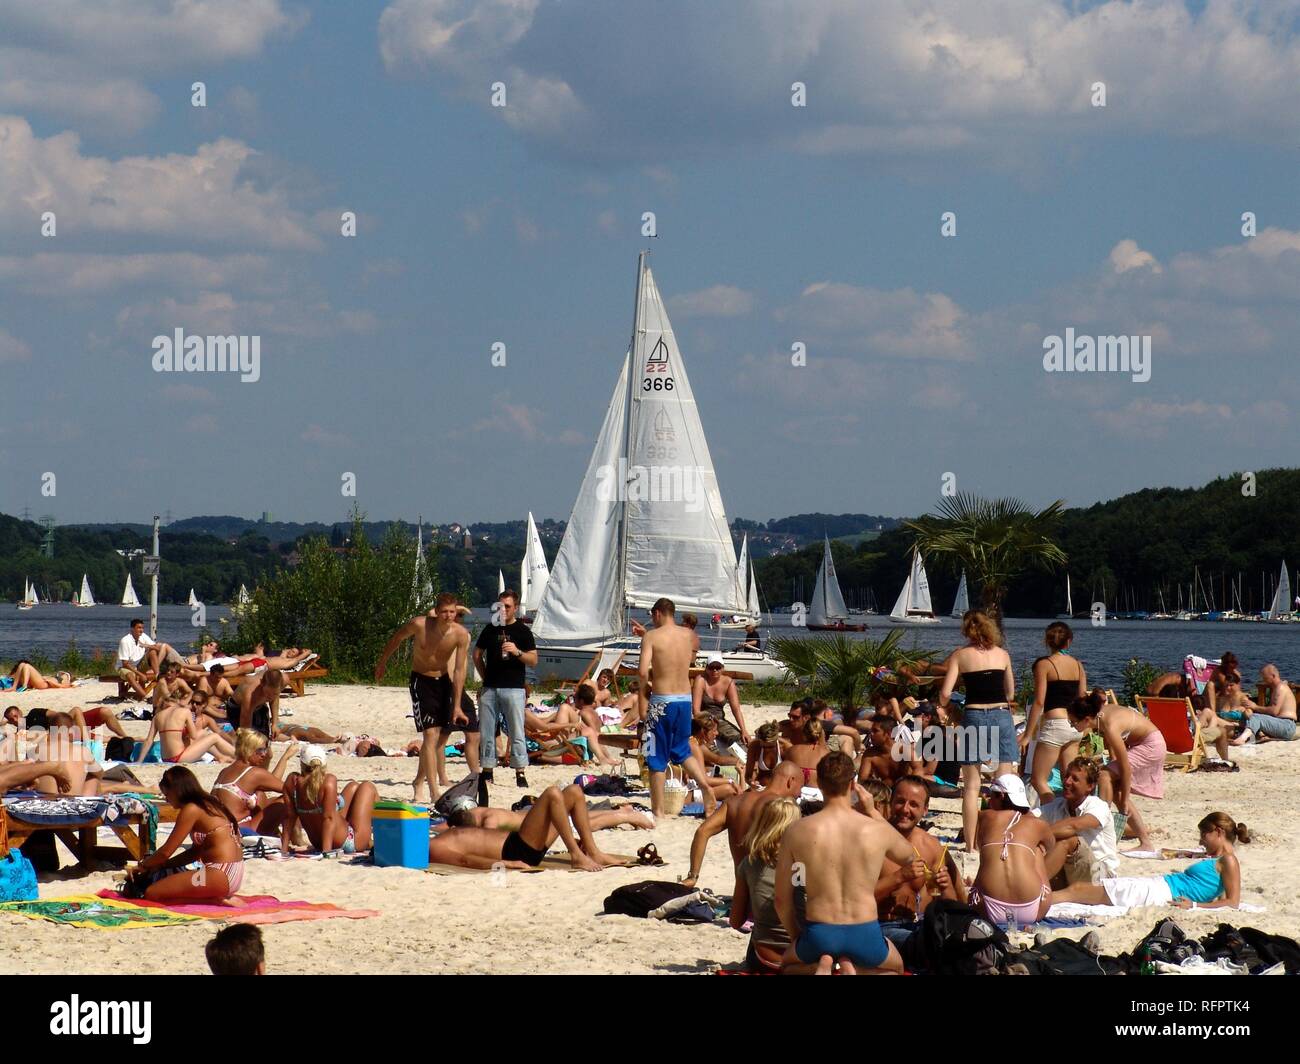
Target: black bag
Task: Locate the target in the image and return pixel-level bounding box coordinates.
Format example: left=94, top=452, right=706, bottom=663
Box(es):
left=105, top=737, right=136, bottom=763
left=433, top=773, right=486, bottom=818
left=603, top=880, right=695, bottom=918
left=1000, top=938, right=1120, bottom=976
left=905, top=898, right=1008, bottom=975
left=1202, top=923, right=1300, bottom=974
left=583, top=775, right=635, bottom=797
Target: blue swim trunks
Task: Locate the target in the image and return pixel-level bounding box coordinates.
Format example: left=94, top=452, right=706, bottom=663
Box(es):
left=644, top=694, right=693, bottom=772
left=795, top=919, right=889, bottom=968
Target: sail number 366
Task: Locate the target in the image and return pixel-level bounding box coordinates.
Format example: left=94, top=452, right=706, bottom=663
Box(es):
left=642, top=376, right=675, bottom=391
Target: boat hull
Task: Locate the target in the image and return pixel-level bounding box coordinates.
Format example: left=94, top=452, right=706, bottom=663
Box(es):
left=534, top=641, right=786, bottom=683
left=807, top=623, right=867, bottom=632
left=889, top=615, right=940, bottom=624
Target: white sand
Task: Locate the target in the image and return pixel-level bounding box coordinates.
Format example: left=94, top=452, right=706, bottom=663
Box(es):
left=1, top=682, right=1296, bottom=974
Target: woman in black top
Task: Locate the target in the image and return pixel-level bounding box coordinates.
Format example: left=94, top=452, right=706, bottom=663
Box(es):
left=1023, top=622, right=1087, bottom=803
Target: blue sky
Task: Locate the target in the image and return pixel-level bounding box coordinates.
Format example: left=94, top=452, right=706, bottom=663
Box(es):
left=1, top=0, right=1298, bottom=527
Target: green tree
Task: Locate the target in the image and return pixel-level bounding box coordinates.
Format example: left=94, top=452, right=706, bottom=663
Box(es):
left=905, top=493, right=1067, bottom=630
left=770, top=630, right=933, bottom=713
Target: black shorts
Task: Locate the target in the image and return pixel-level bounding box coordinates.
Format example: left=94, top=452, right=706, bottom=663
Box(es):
left=227, top=699, right=271, bottom=737
left=501, top=830, right=547, bottom=867
left=409, top=673, right=478, bottom=733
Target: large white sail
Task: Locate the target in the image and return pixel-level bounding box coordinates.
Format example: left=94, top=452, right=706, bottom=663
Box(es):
left=520, top=512, right=550, bottom=614
left=734, top=534, right=750, bottom=609
left=532, top=254, right=745, bottom=642
left=1269, top=561, right=1291, bottom=620
left=890, top=569, right=912, bottom=621
left=121, top=574, right=141, bottom=608
left=809, top=536, right=849, bottom=626
left=81, top=574, right=95, bottom=606
left=951, top=571, right=969, bottom=617
left=892, top=549, right=935, bottom=620
left=30, top=581, right=40, bottom=605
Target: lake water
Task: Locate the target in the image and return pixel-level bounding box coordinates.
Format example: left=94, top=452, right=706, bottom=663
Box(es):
left=6, top=607, right=1296, bottom=692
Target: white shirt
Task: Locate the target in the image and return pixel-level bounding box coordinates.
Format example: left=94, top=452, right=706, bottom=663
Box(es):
left=1041, top=793, right=1119, bottom=878
left=117, top=632, right=155, bottom=669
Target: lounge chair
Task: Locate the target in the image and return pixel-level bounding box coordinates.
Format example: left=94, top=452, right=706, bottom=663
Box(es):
left=556, top=648, right=629, bottom=701
left=1136, top=695, right=1206, bottom=773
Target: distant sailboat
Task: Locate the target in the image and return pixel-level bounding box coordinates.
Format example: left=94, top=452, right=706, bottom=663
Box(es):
left=120, top=574, right=141, bottom=608
left=1056, top=574, right=1074, bottom=619
left=413, top=522, right=434, bottom=603
left=497, top=570, right=506, bottom=596
left=809, top=536, right=863, bottom=631
left=187, top=588, right=200, bottom=608
left=890, top=548, right=939, bottom=624
left=716, top=533, right=762, bottom=629
left=75, top=574, right=96, bottom=608
left=1268, top=561, right=1292, bottom=622
left=950, top=571, right=969, bottom=618
left=17, top=578, right=36, bottom=610
left=520, top=511, right=551, bottom=616
left=237, top=584, right=250, bottom=605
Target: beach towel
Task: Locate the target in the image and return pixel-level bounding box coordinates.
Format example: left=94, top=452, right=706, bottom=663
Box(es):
left=0, top=895, right=203, bottom=930
left=1183, top=655, right=1220, bottom=695
left=1047, top=900, right=1266, bottom=920
left=93, top=890, right=379, bottom=925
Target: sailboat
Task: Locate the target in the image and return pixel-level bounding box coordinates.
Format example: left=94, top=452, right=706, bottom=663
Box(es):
left=187, top=588, right=200, bottom=608
left=519, top=511, right=551, bottom=618
left=809, top=535, right=864, bottom=631
left=890, top=548, right=939, bottom=624
left=17, top=578, right=36, bottom=610
left=120, top=574, right=141, bottom=608
left=1267, top=561, right=1293, bottom=623
left=950, top=571, right=970, bottom=619
left=714, top=533, right=763, bottom=629
left=237, top=584, right=251, bottom=606
left=497, top=570, right=506, bottom=596
left=413, top=521, right=434, bottom=603
left=74, top=574, right=96, bottom=608
left=1056, top=574, right=1074, bottom=619
left=531, top=253, right=784, bottom=681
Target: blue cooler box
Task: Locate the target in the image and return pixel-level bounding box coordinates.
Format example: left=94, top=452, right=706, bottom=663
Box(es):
left=372, top=801, right=430, bottom=868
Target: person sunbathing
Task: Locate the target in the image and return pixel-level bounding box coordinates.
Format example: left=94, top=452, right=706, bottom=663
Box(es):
left=775, top=752, right=914, bottom=975
left=281, top=746, right=377, bottom=854
left=969, top=775, right=1057, bottom=927
left=526, top=687, right=621, bottom=767
left=1050, top=812, right=1247, bottom=910
left=137, top=694, right=236, bottom=765
left=1065, top=691, right=1161, bottom=851
left=683, top=761, right=803, bottom=887
left=276, top=722, right=346, bottom=744
left=151, top=661, right=194, bottom=711
left=25, top=716, right=160, bottom=796
left=787, top=718, right=831, bottom=787
left=9, top=662, right=74, bottom=690
left=211, top=729, right=297, bottom=835
left=126, top=766, right=245, bottom=902
left=196, top=663, right=236, bottom=703
left=427, top=783, right=626, bottom=872
left=441, top=786, right=654, bottom=833
left=0, top=759, right=73, bottom=794
left=688, top=716, right=741, bottom=800
left=188, top=691, right=231, bottom=737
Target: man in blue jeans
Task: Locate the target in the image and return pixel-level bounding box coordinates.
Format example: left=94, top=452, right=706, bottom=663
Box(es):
left=474, top=589, right=537, bottom=788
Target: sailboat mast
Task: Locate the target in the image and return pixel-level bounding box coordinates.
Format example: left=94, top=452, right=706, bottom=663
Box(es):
left=615, top=252, right=647, bottom=633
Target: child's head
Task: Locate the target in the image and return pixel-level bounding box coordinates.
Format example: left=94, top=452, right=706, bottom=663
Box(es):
left=206, top=924, right=265, bottom=975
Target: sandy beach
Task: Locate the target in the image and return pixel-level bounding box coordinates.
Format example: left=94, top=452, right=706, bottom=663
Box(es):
left=2, top=681, right=1296, bottom=975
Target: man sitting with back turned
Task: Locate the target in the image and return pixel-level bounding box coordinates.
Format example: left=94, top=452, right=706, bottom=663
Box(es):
left=776, top=752, right=915, bottom=975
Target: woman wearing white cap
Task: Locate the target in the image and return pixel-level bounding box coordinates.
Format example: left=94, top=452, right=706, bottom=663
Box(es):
left=969, top=774, right=1057, bottom=927
left=282, top=745, right=378, bottom=855
left=692, top=655, right=751, bottom=747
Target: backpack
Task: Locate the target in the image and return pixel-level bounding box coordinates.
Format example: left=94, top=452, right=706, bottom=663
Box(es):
left=0, top=850, right=38, bottom=902
left=582, top=775, right=636, bottom=797
left=105, top=736, right=136, bottom=763
left=905, top=899, right=1008, bottom=975
left=1000, top=937, right=1122, bottom=976
left=603, top=880, right=695, bottom=919
left=432, top=773, right=487, bottom=818
left=1129, top=917, right=1203, bottom=969
left=1202, top=923, right=1300, bottom=974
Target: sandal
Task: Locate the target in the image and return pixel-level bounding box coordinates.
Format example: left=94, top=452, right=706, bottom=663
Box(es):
left=635, top=843, right=665, bottom=867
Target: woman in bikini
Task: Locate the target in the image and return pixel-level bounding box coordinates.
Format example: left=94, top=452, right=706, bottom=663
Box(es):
left=212, top=729, right=297, bottom=835
left=969, top=775, right=1059, bottom=926
left=1023, top=622, right=1087, bottom=803
left=687, top=716, right=742, bottom=798
left=136, top=693, right=236, bottom=765
left=786, top=718, right=831, bottom=787
left=1066, top=691, right=1163, bottom=852
left=281, top=746, right=378, bottom=854
left=745, top=720, right=783, bottom=788
left=9, top=662, right=74, bottom=690
left=691, top=658, right=750, bottom=747
left=127, top=766, right=245, bottom=901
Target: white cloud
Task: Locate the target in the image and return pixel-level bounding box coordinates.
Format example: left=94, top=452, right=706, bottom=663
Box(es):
left=779, top=283, right=973, bottom=361
left=302, top=423, right=353, bottom=447
left=115, top=291, right=372, bottom=339
left=1108, top=239, right=1162, bottom=275
left=377, top=0, right=1300, bottom=163
left=0, top=253, right=272, bottom=295
left=0, top=116, right=319, bottom=249
left=670, top=285, right=757, bottom=319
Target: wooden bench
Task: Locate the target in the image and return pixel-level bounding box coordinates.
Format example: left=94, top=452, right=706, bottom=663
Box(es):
left=284, top=665, right=329, bottom=697
left=4, top=808, right=154, bottom=866
left=98, top=673, right=157, bottom=700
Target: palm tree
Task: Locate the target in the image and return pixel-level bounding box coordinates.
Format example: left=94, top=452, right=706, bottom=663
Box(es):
left=771, top=630, right=935, bottom=714
left=905, top=493, right=1067, bottom=631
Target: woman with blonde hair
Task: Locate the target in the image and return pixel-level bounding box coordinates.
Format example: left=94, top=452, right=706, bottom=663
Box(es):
left=1023, top=621, right=1087, bottom=803
left=211, top=728, right=298, bottom=835
left=745, top=720, right=783, bottom=789
left=282, top=746, right=378, bottom=854
left=730, top=798, right=802, bottom=972
left=938, top=609, right=1017, bottom=853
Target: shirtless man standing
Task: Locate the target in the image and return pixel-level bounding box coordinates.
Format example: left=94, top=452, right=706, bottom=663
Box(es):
left=638, top=598, right=717, bottom=818
left=682, top=761, right=802, bottom=887
left=1232, top=664, right=1298, bottom=744
left=776, top=752, right=914, bottom=975
left=376, top=593, right=478, bottom=803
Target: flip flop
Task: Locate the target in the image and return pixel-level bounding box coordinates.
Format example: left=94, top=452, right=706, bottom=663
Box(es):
left=635, top=843, right=664, bottom=867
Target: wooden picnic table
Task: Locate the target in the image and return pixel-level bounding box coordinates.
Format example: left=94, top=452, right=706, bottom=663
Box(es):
left=4, top=809, right=153, bottom=865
